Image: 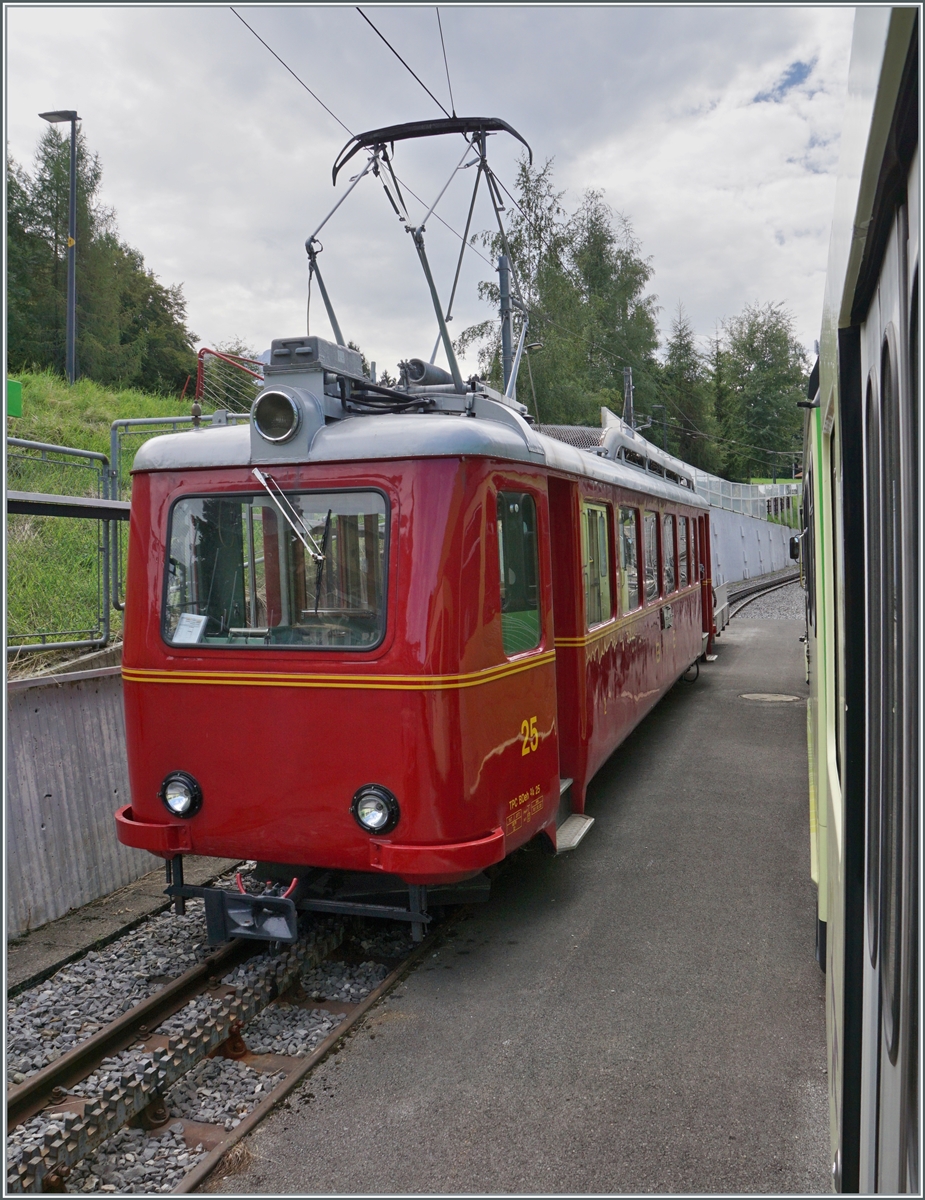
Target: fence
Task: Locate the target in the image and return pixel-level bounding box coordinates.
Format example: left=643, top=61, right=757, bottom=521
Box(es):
left=691, top=470, right=801, bottom=527
left=6, top=440, right=113, bottom=654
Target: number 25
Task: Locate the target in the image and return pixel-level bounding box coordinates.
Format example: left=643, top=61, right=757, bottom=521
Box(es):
left=521, top=716, right=539, bottom=755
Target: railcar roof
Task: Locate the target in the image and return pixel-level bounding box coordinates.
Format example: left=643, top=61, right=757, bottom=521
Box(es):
left=132, top=413, right=708, bottom=509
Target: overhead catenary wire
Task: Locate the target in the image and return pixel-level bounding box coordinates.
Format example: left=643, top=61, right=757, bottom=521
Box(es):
left=229, top=7, right=794, bottom=462
left=436, top=8, right=456, bottom=118
left=229, top=8, right=354, bottom=138
left=229, top=5, right=497, bottom=274
left=356, top=7, right=451, bottom=118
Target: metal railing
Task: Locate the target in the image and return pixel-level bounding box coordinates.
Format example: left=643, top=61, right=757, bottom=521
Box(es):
left=690, top=470, right=801, bottom=525
left=6, top=440, right=113, bottom=654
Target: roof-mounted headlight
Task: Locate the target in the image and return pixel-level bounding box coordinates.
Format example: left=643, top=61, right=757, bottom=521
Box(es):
left=252, top=390, right=302, bottom=443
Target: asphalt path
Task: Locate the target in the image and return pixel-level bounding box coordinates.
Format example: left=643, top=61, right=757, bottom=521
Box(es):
left=208, top=619, right=829, bottom=1195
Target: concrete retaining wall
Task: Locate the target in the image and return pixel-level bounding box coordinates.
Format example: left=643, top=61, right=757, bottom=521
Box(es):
left=710, top=508, right=793, bottom=586
left=6, top=666, right=155, bottom=938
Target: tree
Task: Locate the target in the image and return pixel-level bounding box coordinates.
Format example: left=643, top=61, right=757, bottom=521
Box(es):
left=7, top=126, right=197, bottom=393
left=456, top=158, right=661, bottom=426
left=719, top=302, right=808, bottom=480
left=659, top=304, right=720, bottom=472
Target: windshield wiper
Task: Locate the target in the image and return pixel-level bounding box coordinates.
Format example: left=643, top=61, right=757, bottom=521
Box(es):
left=251, top=468, right=324, bottom=562
left=314, top=508, right=333, bottom=615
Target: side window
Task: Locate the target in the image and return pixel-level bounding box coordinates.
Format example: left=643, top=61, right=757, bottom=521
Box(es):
left=497, top=491, right=540, bottom=655
left=678, top=517, right=689, bottom=587
left=689, top=519, right=698, bottom=579
left=619, top=507, right=640, bottom=612
left=663, top=514, right=676, bottom=593
left=643, top=511, right=659, bottom=603
left=581, top=502, right=612, bottom=627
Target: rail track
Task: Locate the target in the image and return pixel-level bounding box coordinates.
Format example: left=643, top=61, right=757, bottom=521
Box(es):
left=6, top=908, right=433, bottom=1194
left=728, top=570, right=800, bottom=620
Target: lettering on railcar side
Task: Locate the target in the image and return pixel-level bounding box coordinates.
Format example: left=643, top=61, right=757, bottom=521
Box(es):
left=506, top=783, right=543, bottom=835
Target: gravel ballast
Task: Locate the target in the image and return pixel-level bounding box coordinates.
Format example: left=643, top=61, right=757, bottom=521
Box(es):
left=733, top=581, right=805, bottom=620
left=301, top=960, right=389, bottom=1002
left=7, top=905, right=212, bottom=1085
left=7, top=869, right=412, bottom=1194
left=245, top=1002, right=345, bottom=1055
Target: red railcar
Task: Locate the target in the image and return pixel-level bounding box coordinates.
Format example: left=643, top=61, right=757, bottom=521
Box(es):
left=115, top=340, right=712, bottom=942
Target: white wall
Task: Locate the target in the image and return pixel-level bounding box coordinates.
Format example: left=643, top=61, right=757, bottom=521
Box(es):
left=710, top=508, right=794, bottom=586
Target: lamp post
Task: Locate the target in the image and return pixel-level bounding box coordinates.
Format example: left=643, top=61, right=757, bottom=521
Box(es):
left=39, top=110, right=80, bottom=384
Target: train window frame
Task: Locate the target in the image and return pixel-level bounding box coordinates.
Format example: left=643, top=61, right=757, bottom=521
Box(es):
left=580, top=499, right=614, bottom=629
left=160, top=486, right=391, bottom=652
left=678, top=516, right=689, bottom=588
left=618, top=506, right=641, bottom=614
left=662, top=513, right=677, bottom=595
left=878, top=327, right=904, bottom=1065
left=864, top=369, right=882, bottom=969
left=643, top=510, right=659, bottom=604
left=496, top=489, right=542, bottom=658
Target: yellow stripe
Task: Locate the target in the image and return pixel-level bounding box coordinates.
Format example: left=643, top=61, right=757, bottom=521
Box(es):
left=555, top=584, right=701, bottom=649
left=122, top=650, right=556, bottom=692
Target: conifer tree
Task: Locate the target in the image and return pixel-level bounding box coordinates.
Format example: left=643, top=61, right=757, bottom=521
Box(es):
left=661, top=303, right=719, bottom=472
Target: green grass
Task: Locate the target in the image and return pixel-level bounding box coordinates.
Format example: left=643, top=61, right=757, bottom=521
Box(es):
left=7, top=370, right=204, bottom=666
left=7, top=369, right=201, bottom=454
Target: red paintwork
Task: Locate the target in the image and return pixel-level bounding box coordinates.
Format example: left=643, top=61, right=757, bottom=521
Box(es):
left=547, top=475, right=706, bottom=812
left=118, top=452, right=708, bottom=885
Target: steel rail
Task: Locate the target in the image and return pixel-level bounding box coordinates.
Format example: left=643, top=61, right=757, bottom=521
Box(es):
left=6, top=926, right=345, bottom=1193
left=729, top=575, right=801, bottom=619
left=174, top=923, right=443, bottom=1193
left=7, top=940, right=251, bottom=1132
left=727, top=569, right=799, bottom=606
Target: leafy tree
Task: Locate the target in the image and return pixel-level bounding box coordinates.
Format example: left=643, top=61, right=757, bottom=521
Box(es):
left=718, top=302, right=807, bottom=480
left=456, top=158, right=660, bottom=426
left=7, top=126, right=197, bottom=393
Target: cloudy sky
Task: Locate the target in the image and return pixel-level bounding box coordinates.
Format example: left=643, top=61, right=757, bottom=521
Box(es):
left=6, top=5, right=855, bottom=377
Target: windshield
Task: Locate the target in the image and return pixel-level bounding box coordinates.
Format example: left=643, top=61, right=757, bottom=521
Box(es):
left=164, top=490, right=388, bottom=649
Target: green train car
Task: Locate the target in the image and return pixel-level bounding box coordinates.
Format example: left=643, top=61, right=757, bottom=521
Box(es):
left=801, top=8, right=918, bottom=1193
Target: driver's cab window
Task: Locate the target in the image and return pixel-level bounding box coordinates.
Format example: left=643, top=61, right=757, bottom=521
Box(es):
left=497, top=491, right=540, bottom=655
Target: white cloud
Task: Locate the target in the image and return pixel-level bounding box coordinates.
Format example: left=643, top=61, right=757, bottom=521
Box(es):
left=6, top=4, right=855, bottom=375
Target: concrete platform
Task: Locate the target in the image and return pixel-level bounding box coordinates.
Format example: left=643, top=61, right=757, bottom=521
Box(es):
left=204, top=619, right=828, bottom=1194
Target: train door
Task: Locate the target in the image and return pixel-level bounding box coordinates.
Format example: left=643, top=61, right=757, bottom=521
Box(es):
left=547, top=476, right=586, bottom=809
left=857, top=184, right=918, bottom=1195
left=697, top=514, right=714, bottom=655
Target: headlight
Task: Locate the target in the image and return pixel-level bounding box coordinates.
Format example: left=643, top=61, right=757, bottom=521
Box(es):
left=252, top=390, right=302, bottom=443
left=159, top=771, right=203, bottom=818
left=351, top=784, right=400, bottom=835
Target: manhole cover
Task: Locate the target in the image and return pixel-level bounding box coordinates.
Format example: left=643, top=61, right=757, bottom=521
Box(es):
left=740, top=693, right=801, bottom=702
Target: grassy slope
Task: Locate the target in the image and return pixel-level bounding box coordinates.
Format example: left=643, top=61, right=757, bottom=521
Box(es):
left=7, top=369, right=200, bottom=454
left=7, top=371, right=201, bottom=668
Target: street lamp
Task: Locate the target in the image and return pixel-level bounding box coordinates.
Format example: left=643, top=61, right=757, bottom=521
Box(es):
left=39, top=110, right=81, bottom=384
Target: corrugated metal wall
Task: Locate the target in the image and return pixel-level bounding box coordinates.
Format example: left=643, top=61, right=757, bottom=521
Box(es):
left=6, top=667, right=155, bottom=937
left=710, top=508, right=793, bottom=586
